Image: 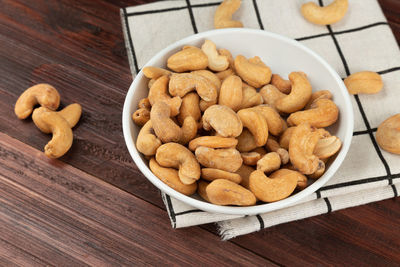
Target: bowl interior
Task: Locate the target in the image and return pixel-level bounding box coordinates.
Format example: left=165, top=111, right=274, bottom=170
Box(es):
left=122, top=28, right=354, bottom=215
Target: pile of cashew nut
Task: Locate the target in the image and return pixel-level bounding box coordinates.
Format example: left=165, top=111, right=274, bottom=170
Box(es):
left=133, top=39, right=347, bottom=206
left=14, top=84, right=82, bottom=158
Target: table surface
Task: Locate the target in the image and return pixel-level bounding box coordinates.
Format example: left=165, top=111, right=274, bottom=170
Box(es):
left=1, top=0, right=399, bottom=265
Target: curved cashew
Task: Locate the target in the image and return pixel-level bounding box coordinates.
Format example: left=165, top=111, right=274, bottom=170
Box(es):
left=237, top=108, right=268, bottom=146
left=287, top=99, right=339, bottom=128
left=32, top=104, right=82, bottom=133
left=132, top=108, right=150, bottom=126
left=135, top=120, right=162, bottom=156
left=191, top=70, right=221, bottom=91
left=214, top=0, right=243, bottom=29
left=142, top=66, right=172, bottom=79
left=279, top=126, right=296, bottom=150
left=236, top=128, right=257, bottom=152
left=236, top=164, right=255, bottom=190
left=169, top=73, right=218, bottom=102
left=219, top=75, right=243, bottom=111
left=234, top=55, right=271, bottom=88
left=201, top=168, right=242, bottom=184
left=265, top=138, right=289, bottom=165
left=218, top=48, right=235, bottom=70
left=301, top=0, right=348, bottom=25
left=275, top=72, right=312, bottom=113
left=189, top=136, right=237, bottom=151
left=240, top=83, right=263, bottom=109
left=201, top=40, right=229, bottom=72
left=177, top=92, right=201, bottom=126
left=271, top=74, right=291, bottom=94
left=197, top=180, right=210, bottom=202
left=249, top=170, right=297, bottom=202
left=15, top=84, right=60, bottom=119
left=270, top=169, right=308, bottom=191
left=148, top=76, right=182, bottom=117
left=344, top=71, right=383, bottom=95
left=257, top=152, right=281, bottom=173
left=215, top=68, right=235, bottom=81
left=155, top=143, right=200, bottom=185
left=167, top=46, right=208, bottom=72
left=259, top=84, right=286, bottom=109
left=305, top=90, right=332, bottom=109
left=252, top=105, right=285, bottom=136
left=195, top=146, right=243, bottom=172
left=376, top=114, right=400, bottom=154
left=241, top=152, right=261, bottom=166
left=314, top=135, right=342, bottom=159
left=149, top=158, right=197, bottom=196
left=202, top=105, right=243, bottom=137
left=206, top=179, right=256, bottom=206
left=150, top=101, right=197, bottom=144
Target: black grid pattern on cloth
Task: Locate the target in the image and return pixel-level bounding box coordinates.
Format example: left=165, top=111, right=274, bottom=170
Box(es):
left=122, top=1, right=400, bottom=222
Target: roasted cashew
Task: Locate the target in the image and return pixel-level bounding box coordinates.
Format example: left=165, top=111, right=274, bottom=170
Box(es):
left=202, top=105, right=243, bottom=137
left=206, top=179, right=256, bottom=206
left=148, top=76, right=182, bottom=117
left=237, top=108, right=268, bottom=146
left=240, top=83, right=263, bottom=109
left=219, top=75, right=243, bottom=111
left=148, top=78, right=156, bottom=89
left=301, top=0, right=348, bottom=25
left=201, top=40, right=229, bottom=72
left=215, top=68, right=235, bottom=81
left=271, top=74, right=291, bottom=94
left=132, top=108, right=150, bottom=126
left=265, top=138, right=289, bottom=165
left=259, top=84, right=286, bottom=109
left=344, top=71, right=383, bottom=95
left=201, top=168, right=242, bottom=184
left=15, top=84, right=60, bottom=119
left=195, top=146, right=243, bottom=172
left=188, top=136, right=238, bottom=151
left=234, top=55, right=271, bottom=88
left=287, top=99, right=339, bottom=128
left=32, top=104, right=81, bottom=133
left=167, top=46, right=208, bottom=72
left=218, top=48, right=235, bottom=71
left=191, top=70, right=221, bottom=91
left=314, top=135, right=342, bottom=159
left=241, top=152, right=261, bottom=166
left=252, top=105, right=285, bottom=136
left=270, top=169, right=308, bottom=191
left=149, top=158, right=197, bottom=196
left=236, top=164, right=255, bottom=190
left=249, top=170, right=297, bottom=202
left=257, top=152, right=281, bottom=173
left=279, top=126, right=296, bottom=150
left=214, top=0, right=243, bottom=29
left=135, top=120, right=162, bottom=156
left=177, top=92, right=201, bottom=126
left=305, top=90, right=332, bottom=109
left=150, top=101, right=197, bottom=144
left=169, top=73, right=218, bottom=102
left=236, top=128, right=257, bottom=152
left=142, top=66, right=172, bottom=79
left=155, top=143, right=200, bottom=185
left=275, top=72, right=312, bottom=113
left=197, top=180, right=210, bottom=202
left=376, top=114, right=400, bottom=154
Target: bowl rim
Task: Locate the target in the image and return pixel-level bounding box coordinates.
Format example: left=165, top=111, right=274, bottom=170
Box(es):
left=122, top=28, right=354, bottom=215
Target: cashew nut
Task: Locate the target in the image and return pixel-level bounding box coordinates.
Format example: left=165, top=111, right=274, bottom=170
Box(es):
left=177, top=92, right=201, bottom=126
left=305, top=90, right=332, bottom=109
left=149, top=158, right=197, bottom=196
left=201, top=168, right=242, bottom=184
left=167, top=46, right=208, bottom=72
left=155, top=143, right=200, bottom=185
left=148, top=76, right=182, bottom=117
left=275, top=72, right=312, bottom=113
left=191, top=70, right=221, bottom=91
left=218, top=75, right=243, bottom=111
left=249, top=170, right=297, bottom=202
left=376, top=114, right=400, bottom=154
left=237, top=108, right=268, bottom=146
left=271, top=74, right=291, bottom=94
left=142, top=66, right=172, bottom=79
left=234, top=55, right=271, bottom=88
left=198, top=180, right=210, bottom=202
left=259, top=84, right=286, bottom=109
left=202, top=105, right=243, bottom=137
left=314, top=135, right=342, bottom=159
left=148, top=78, right=156, bottom=89
left=188, top=136, right=238, bottom=151
left=257, top=152, right=281, bottom=173
left=279, top=126, right=296, bottom=150
left=287, top=99, right=339, bottom=128
left=344, top=71, right=383, bottom=95
left=215, top=68, right=235, bottom=81
left=252, top=105, right=285, bottom=136
left=32, top=104, right=81, bottom=133
left=236, top=128, right=257, bottom=152
left=241, top=152, right=261, bottom=166
left=195, top=146, right=242, bottom=172
left=206, top=179, right=256, bottom=206
left=301, top=0, right=348, bottom=25
left=169, top=73, right=218, bottom=102
left=201, top=40, right=229, bottom=72
left=214, top=0, right=243, bottom=29
left=270, top=169, right=308, bottom=191
left=218, top=48, right=235, bottom=71
left=252, top=147, right=267, bottom=156
left=240, top=83, right=263, bottom=109
left=15, top=84, right=60, bottom=119
left=265, top=138, right=289, bottom=165
left=236, top=164, right=255, bottom=190
left=135, top=120, right=162, bottom=156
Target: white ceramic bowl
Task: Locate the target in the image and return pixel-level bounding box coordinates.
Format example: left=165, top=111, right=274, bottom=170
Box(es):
left=122, top=28, right=354, bottom=215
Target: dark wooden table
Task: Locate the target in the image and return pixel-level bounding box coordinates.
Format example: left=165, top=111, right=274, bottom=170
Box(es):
left=1, top=0, right=399, bottom=265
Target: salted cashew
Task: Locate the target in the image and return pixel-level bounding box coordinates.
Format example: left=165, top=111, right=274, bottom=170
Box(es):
left=236, top=129, right=257, bottom=152
left=237, top=108, right=268, bottom=146
left=197, top=180, right=210, bottom=202
left=195, top=146, right=243, bottom=172
left=252, top=105, right=285, bottom=136
left=344, top=71, right=383, bottom=95
left=271, top=74, right=291, bottom=94
left=135, top=120, right=162, bottom=156
left=287, top=99, right=339, bottom=128
left=275, top=72, right=312, bottom=113
left=148, top=76, right=182, bottom=117
left=235, top=164, right=255, bottom=190
left=15, top=84, right=60, bottom=119
left=32, top=104, right=81, bottom=133
left=150, top=101, right=197, bottom=144
left=201, top=168, right=242, bottom=184
left=149, top=158, right=197, bottom=196
left=308, top=160, right=326, bottom=179
left=314, top=135, right=342, bottom=159
left=199, top=99, right=218, bottom=112
left=156, top=143, right=200, bottom=185
left=206, top=179, right=256, bottom=206
left=214, top=0, right=243, bottom=29
left=376, top=114, right=400, bottom=154
left=259, top=84, right=286, bottom=109
left=142, top=66, right=172, bottom=79
left=240, top=83, right=263, bottom=109
left=132, top=108, right=150, bottom=126
left=167, top=46, right=208, bottom=72
left=289, top=123, right=323, bottom=175
left=169, top=73, right=218, bottom=102
left=215, top=68, right=235, bottom=81
left=257, top=152, right=281, bottom=173
left=177, top=92, right=201, bottom=126
left=191, top=70, right=221, bottom=91
left=234, top=55, right=271, bottom=88
left=241, top=152, right=261, bottom=166
left=202, top=105, right=243, bottom=137
left=270, top=169, right=308, bottom=191
left=249, top=170, right=297, bottom=202
left=279, top=126, right=296, bottom=150
left=218, top=48, right=235, bottom=70
left=265, top=138, right=289, bottom=165
left=305, top=90, right=332, bottom=109
left=188, top=136, right=237, bottom=151
left=219, top=75, right=243, bottom=111
left=201, top=40, right=229, bottom=72
left=301, top=0, right=348, bottom=25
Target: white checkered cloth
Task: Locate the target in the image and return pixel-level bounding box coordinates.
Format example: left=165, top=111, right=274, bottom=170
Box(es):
left=121, top=0, right=400, bottom=240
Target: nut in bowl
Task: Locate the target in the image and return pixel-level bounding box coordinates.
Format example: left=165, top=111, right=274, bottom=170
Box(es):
left=122, top=28, right=354, bottom=215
